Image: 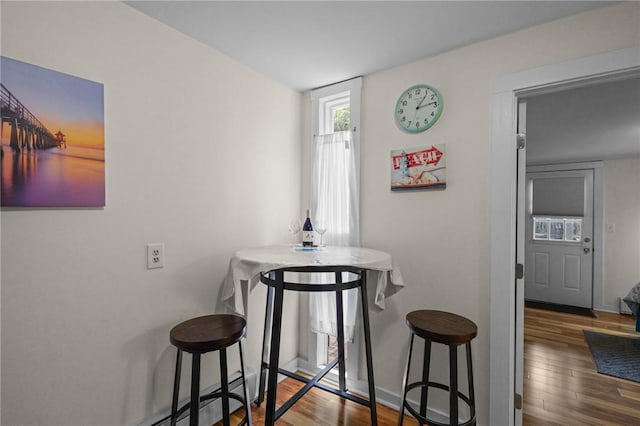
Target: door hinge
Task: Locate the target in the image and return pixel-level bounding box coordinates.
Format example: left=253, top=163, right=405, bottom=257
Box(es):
left=515, top=392, right=523, bottom=410
left=516, top=133, right=526, bottom=149
left=516, top=263, right=524, bottom=279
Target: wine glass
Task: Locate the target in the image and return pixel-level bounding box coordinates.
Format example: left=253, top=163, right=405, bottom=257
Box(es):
left=315, top=220, right=327, bottom=247
left=288, top=219, right=301, bottom=245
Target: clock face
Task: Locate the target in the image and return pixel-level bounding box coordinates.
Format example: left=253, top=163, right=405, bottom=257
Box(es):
left=395, top=84, right=443, bottom=133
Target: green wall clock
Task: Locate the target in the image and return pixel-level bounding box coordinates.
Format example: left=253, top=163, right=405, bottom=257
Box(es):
left=395, top=84, right=443, bottom=133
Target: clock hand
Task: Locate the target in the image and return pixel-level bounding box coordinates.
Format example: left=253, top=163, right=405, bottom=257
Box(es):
left=417, top=101, right=437, bottom=110
left=411, top=109, right=419, bottom=126
left=415, top=93, right=428, bottom=109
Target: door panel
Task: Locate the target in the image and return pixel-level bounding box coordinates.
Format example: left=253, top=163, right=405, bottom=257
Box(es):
left=525, top=169, right=594, bottom=308
left=534, top=253, right=549, bottom=284
left=564, top=255, right=580, bottom=289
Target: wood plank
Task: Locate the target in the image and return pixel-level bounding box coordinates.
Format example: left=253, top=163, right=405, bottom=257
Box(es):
left=523, top=307, right=640, bottom=425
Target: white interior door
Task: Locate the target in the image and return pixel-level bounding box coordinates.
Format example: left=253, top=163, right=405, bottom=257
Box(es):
left=525, top=169, right=594, bottom=308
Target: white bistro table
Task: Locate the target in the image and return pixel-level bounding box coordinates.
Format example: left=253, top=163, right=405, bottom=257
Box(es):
left=221, top=244, right=405, bottom=425
left=222, top=244, right=405, bottom=315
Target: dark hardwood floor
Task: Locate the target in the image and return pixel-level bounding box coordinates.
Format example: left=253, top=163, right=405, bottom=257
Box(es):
left=224, top=376, right=418, bottom=425
left=523, top=307, right=640, bottom=425
left=218, top=307, right=640, bottom=425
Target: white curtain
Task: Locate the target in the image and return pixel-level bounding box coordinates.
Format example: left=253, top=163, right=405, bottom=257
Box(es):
left=309, top=131, right=360, bottom=340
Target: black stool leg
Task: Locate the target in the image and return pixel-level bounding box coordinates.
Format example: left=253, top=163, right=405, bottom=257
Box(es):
left=170, top=349, right=183, bottom=426
left=398, top=331, right=415, bottom=426
left=190, top=353, right=201, bottom=426
left=265, top=273, right=285, bottom=426
left=220, top=348, right=230, bottom=426
left=466, top=342, right=476, bottom=425
left=420, top=339, right=432, bottom=419
left=449, top=345, right=458, bottom=426
left=238, top=339, right=253, bottom=426
left=359, top=274, right=378, bottom=426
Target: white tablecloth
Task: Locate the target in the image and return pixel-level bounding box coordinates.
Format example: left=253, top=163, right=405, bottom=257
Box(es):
left=222, top=245, right=405, bottom=315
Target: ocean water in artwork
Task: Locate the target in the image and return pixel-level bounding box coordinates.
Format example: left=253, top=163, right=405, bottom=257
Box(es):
left=1, top=145, right=105, bottom=207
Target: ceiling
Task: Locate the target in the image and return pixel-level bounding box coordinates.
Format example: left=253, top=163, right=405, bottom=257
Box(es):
left=125, top=1, right=613, bottom=92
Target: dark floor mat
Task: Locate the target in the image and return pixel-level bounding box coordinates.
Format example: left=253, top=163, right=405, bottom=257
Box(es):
left=583, top=330, right=640, bottom=383
left=525, top=300, right=596, bottom=317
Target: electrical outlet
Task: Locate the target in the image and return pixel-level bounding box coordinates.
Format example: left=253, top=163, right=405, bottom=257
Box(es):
left=605, top=223, right=616, bottom=233
left=147, top=243, right=165, bottom=269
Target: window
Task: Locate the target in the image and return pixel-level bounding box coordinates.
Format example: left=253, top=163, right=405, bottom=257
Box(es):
left=321, top=93, right=350, bottom=133
left=308, top=77, right=361, bottom=380
left=532, top=216, right=583, bottom=242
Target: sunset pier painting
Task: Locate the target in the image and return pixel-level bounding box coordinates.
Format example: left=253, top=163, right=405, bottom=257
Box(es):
left=1, top=57, right=104, bottom=207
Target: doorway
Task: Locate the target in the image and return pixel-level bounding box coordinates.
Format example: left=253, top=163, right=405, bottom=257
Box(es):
left=488, top=45, right=640, bottom=426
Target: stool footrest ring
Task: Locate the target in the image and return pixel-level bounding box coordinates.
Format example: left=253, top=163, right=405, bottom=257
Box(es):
left=402, top=381, right=476, bottom=426
left=171, top=377, right=251, bottom=425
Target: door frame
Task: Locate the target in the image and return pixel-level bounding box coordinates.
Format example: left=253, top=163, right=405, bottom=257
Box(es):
left=526, top=162, right=604, bottom=309
left=489, top=45, right=640, bottom=426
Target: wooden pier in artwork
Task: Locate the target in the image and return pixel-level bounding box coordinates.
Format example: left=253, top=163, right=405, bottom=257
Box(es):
left=0, top=83, right=66, bottom=153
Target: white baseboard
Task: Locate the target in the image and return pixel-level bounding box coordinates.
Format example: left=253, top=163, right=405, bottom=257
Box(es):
left=137, top=356, right=462, bottom=425
left=137, top=356, right=300, bottom=426
left=137, top=368, right=257, bottom=426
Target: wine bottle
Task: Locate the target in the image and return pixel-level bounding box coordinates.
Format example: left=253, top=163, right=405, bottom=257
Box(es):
left=302, top=209, right=314, bottom=247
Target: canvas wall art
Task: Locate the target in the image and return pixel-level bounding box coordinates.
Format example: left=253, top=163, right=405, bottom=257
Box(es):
left=1, top=56, right=105, bottom=207
left=390, top=144, right=447, bottom=191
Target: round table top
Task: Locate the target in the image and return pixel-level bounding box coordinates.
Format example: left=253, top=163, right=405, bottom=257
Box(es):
left=233, top=245, right=393, bottom=270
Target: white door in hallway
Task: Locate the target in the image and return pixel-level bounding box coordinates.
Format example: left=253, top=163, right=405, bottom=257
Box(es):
left=525, top=169, right=594, bottom=308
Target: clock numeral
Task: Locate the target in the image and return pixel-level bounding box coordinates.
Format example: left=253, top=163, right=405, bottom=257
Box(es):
left=415, top=88, right=421, bottom=95
left=424, top=118, right=428, bottom=123
left=431, top=95, right=435, bottom=100
left=415, top=122, right=420, bottom=128
left=407, top=121, right=412, bottom=127
left=401, top=116, right=406, bottom=122
left=408, top=93, right=413, bottom=99
left=430, top=112, right=435, bottom=117
left=402, top=100, right=408, bottom=106
left=399, top=108, right=404, bottom=114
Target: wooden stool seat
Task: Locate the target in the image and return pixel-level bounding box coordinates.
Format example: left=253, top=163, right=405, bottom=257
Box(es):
left=170, top=314, right=246, bottom=353
left=169, top=314, right=252, bottom=426
left=399, top=310, right=477, bottom=426
left=406, top=310, right=477, bottom=344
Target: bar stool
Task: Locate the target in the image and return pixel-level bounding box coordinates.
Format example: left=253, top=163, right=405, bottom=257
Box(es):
left=169, top=314, right=252, bottom=426
left=398, top=310, right=477, bottom=426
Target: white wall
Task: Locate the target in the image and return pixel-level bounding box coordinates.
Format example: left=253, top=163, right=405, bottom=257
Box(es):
left=603, top=157, right=640, bottom=309
left=0, top=2, right=301, bottom=425
left=301, top=3, right=639, bottom=424
left=2, top=2, right=639, bottom=425
left=526, top=77, right=640, bottom=165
